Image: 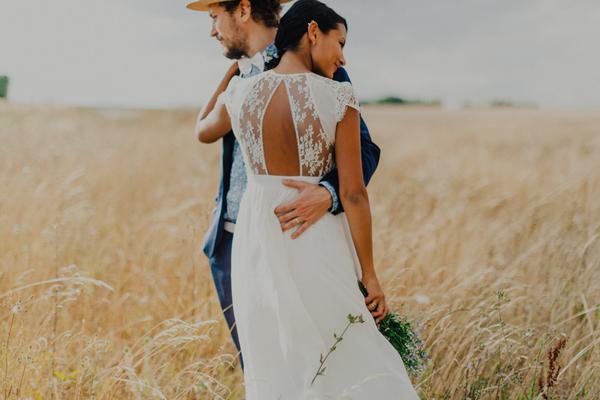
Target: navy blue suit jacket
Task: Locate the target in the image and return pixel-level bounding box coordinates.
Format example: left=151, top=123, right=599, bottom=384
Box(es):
left=202, top=67, right=381, bottom=259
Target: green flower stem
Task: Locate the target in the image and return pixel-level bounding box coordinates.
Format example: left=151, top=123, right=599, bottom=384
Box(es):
left=311, top=313, right=365, bottom=386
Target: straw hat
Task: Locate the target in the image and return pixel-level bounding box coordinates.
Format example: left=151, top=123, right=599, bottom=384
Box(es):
left=187, top=0, right=293, bottom=12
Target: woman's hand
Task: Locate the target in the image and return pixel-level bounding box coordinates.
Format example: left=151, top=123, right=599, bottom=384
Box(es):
left=361, top=274, right=389, bottom=324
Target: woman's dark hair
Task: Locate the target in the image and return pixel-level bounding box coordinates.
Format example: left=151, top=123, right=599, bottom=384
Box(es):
left=222, top=0, right=282, bottom=28
left=266, top=0, right=347, bottom=70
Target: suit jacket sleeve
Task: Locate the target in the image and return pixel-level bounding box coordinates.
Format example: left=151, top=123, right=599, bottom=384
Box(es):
left=319, top=67, right=381, bottom=215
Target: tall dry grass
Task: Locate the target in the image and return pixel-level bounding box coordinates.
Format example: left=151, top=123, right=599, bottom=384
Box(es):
left=1, top=103, right=599, bottom=399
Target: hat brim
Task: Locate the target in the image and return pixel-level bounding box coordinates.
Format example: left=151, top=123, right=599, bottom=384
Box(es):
left=187, top=0, right=293, bottom=12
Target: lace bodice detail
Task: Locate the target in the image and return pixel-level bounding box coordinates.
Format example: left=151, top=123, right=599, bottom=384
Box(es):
left=218, top=70, right=360, bottom=178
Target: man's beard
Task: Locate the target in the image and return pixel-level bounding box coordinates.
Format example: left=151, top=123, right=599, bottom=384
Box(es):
left=224, top=44, right=247, bottom=60
left=223, top=28, right=248, bottom=60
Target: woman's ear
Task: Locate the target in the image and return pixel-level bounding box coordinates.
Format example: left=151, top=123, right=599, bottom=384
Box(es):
left=307, top=20, right=319, bottom=45
left=239, top=0, right=252, bottom=22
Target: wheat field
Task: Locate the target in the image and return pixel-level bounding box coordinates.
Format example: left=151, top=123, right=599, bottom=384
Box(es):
left=1, top=102, right=599, bottom=399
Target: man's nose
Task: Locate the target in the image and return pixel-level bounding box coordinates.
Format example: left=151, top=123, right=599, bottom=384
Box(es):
left=210, top=23, right=218, bottom=38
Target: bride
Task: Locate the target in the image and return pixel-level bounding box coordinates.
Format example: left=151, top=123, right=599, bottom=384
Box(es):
left=196, top=0, right=420, bottom=398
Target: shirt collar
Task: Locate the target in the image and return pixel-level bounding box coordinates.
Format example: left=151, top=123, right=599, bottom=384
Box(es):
left=237, top=42, right=278, bottom=77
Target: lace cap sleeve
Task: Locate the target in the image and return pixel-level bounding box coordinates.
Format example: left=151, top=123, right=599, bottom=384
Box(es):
left=217, top=75, right=240, bottom=116
left=335, top=82, right=360, bottom=123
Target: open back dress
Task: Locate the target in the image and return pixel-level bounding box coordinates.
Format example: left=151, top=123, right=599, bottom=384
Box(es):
left=217, top=69, right=420, bottom=399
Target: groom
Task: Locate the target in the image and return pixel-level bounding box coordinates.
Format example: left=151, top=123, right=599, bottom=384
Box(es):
left=188, top=0, right=381, bottom=370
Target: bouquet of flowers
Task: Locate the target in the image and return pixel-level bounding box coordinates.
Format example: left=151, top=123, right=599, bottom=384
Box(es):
left=311, top=280, right=429, bottom=386
left=358, top=280, right=428, bottom=375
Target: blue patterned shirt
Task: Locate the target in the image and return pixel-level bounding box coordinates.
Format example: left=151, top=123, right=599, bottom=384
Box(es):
left=223, top=43, right=340, bottom=223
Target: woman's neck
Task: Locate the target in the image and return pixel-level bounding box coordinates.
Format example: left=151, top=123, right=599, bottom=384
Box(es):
left=274, top=51, right=313, bottom=74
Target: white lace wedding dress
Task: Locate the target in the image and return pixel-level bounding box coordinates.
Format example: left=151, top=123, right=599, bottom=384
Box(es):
left=217, top=69, right=420, bottom=399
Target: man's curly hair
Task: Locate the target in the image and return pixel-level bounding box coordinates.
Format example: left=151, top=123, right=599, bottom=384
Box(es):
left=221, top=0, right=282, bottom=28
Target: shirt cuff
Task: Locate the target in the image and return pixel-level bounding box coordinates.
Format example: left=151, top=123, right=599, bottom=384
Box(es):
left=319, top=181, right=339, bottom=214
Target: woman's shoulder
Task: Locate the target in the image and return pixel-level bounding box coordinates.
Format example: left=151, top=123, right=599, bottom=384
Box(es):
left=309, top=73, right=357, bottom=103
left=223, top=73, right=259, bottom=100
left=308, top=72, right=356, bottom=97
left=227, top=71, right=272, bottom=94
left=306, top=73, right=359, bottom=122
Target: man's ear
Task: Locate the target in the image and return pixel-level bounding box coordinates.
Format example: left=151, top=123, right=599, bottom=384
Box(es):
left=238, top=0, right=252, bottom=22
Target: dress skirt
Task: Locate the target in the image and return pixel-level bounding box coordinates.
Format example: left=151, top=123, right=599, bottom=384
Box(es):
left=231, top=173, right=420, bottom=400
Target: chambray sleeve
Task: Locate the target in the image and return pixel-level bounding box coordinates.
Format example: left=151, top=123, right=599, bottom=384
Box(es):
left=319, top=181, right=340, bottom=213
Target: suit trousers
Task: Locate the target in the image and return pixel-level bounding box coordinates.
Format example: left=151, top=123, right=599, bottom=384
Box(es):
left=209, top=229, right=244, bottom=371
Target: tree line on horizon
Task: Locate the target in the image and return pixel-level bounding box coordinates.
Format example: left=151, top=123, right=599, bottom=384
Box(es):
left=362, top=95, right=537, bottom=109
left=361, top=96, right=442, bottom=107
left=0, top=75, right=9, bottom=99
left=0, top=77, right=537, bottom=109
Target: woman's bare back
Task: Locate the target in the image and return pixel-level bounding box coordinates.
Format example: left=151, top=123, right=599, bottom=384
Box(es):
left=219, top=69, right=359, bottom=179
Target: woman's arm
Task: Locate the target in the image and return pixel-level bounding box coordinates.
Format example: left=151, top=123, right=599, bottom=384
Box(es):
left=195, top=62, right=238, bottom=143
left=320, top=67, right=381, bottom=215
left=196, top=101, right=231, bottom=144
left=335, top=107, right=388, bottom=323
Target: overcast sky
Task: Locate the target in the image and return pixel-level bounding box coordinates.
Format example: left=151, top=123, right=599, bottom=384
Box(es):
left=1, top=0, right=599, bottom=109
